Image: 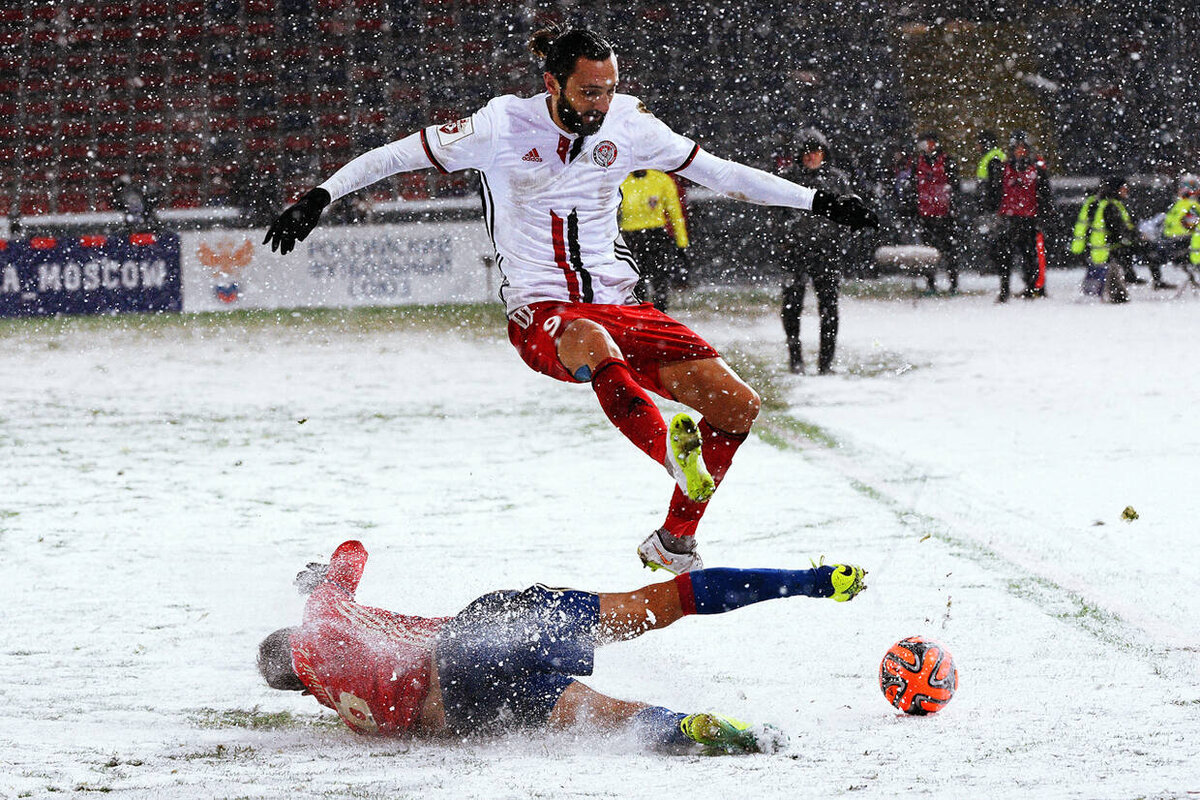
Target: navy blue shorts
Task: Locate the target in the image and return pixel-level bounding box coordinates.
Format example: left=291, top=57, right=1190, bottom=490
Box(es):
left=435, top=585, right=600, bottom=736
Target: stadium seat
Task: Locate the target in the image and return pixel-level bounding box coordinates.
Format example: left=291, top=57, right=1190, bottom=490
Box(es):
left=134, top=119, right=167, bottom=136
left=137, top=1, right=167, bottom=17
left=20, top=196, right=51, bottom=216
left=57, top=192, right=91, bottom=214
left=61, top=144, right=91, bottom=161
left=101, top=2, right=133, bottom=19
left=135, top=141, right=166, bottom=157
left=398, top=174, right=430, bottom=200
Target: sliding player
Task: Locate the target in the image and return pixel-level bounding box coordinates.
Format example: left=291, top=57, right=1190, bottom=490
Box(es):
left=258, top=540, right=868, bottom=753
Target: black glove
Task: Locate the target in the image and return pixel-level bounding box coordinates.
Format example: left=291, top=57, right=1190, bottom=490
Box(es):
left=263, top=188, right=331, bottom=255
left=294, top=561, right=329, bottom=595
left=811, top=190, right=879, bottom=230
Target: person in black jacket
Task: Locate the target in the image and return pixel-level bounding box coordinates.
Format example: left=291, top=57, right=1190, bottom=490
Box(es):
left=779, top=128, right=859, bottom=374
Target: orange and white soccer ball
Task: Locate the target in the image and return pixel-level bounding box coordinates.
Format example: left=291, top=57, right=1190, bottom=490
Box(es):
left=879, top=636, right=958, bottom=715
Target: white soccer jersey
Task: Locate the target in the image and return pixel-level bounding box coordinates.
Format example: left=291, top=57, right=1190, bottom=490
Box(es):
left=320, top=92, right=816, bottom=315
left=419, top=93, right=696, bottom=311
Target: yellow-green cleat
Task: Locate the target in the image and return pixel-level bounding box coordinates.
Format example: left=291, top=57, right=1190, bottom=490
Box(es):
left=829, top=563, right=867, bottom=602
left=666, top=413, right=715, bottom=503
left=679, top=713, right=787, bottom=755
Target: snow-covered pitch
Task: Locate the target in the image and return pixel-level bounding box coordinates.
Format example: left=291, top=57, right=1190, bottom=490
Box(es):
left=2, top=270, right=1197, bottom=799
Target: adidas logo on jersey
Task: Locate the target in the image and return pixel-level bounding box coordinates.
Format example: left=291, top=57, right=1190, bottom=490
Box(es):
left=522, top=148, right=543, bottom=162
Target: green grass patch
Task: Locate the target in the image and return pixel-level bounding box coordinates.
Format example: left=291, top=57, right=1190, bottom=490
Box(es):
left=192, top=707, right=333, bottom=730
left=0, top=303, right=509, bottom=341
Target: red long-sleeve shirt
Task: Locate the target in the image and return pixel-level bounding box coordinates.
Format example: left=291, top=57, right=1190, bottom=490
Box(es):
left=289, top=540, right=451, bottom=735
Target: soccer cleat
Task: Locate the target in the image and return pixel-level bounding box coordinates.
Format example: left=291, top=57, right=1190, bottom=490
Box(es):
left=828, top=563, right=868, bottom=602
left=679, top=713, right=786, bottom=755
left=637, top=529, right=704, bottom=574
left=665, top=413, right=715, bottom=503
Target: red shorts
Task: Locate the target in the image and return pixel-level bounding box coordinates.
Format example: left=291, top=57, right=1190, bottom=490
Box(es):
left=507, top=302, right=720, bottom=397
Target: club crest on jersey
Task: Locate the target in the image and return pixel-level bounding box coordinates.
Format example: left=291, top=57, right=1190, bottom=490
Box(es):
left=436, top=117, right=474, bottom=146
left=592, top=140, right=618, bottom=168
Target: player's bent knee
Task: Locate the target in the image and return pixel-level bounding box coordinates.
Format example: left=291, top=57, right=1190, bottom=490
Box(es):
left=558, top=319, right=623, bottom=373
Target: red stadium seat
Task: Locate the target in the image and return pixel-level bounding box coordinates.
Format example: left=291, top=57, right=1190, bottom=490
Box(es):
left=96, top=142, right=129, bottom=158
left=135, top=96, right=166, bottom=113
left=134, top=119, right=166, bottom=135
left=317, top=112, right=349, bottom=127
left=398, top=173, right=430, bottom=200
left=61, top=99, right=90, bottom=116
left=61, top=144, right=92, bottom=161
left=102, top=25, right=135, bottom=42
left=57, top=192, right=91, bottom=213
left=135, top=141, right=165, bottom=157
left=169, top=183, right=202, bottom=208
left=138, top=0, right=168, bottom=15
left=20, top=196, right=51, bottom=216
left=281, top=92, right=313, bottom=108
left=172, top=140, right=202, bottom=157
left=102, top=3, right=133, bottom=19
left=24, top=122, right=55, bottom=139
left=98, top=120, right=130, bottom=137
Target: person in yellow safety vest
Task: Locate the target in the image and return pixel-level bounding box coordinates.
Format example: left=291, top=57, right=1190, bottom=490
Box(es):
left=619, top=169, right=690, bottom=312
left=1087, top=175, right=1138, bottom=303
left=1070, top=193, right=1099, bottom=258
left=1162, top=173, right=1200, bottom=276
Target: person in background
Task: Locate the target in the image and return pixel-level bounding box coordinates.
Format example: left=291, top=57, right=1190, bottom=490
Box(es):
left=778, top=128, right=859, bottom=375
left=1157, top=173, right=1199, bottom=284
left=619, top=169, right=690, bottom=312
left=1070, top=187, right=1100, bottom=263
left=111, top=173, right=160, bottom=232
left=257, top=540, right=867, bottom=753
left=972, top=129, right=1007, bottom=276
left=987, top=130, right=1051, bottom=301
left=1086, top=174, right=1138, bottom=303
left=912, top=130, right=959, bottom=294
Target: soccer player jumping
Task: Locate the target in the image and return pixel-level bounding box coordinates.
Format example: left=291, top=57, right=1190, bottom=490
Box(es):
left=258, top=540, right=868, bottom=754
left=264, top=27, right=878, bottom=573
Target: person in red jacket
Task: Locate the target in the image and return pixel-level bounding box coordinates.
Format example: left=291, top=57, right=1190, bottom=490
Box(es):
left=912, top=130, right=960, bottom=294
left=258, top=540, right=867, bottom=754
left=986, top=130, right=1052, bottom=301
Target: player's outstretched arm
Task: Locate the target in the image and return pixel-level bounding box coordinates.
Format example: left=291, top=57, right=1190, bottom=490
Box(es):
left=678, top=149, right=879, bottom=229
left=263, top=131, right=441, bottom=254
left=263, top=187, right=330, bottom=254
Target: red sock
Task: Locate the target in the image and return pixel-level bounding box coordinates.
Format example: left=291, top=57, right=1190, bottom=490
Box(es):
left=661, top=419, right=748, bottom=539
left=591, top=358, right=667, bottom=465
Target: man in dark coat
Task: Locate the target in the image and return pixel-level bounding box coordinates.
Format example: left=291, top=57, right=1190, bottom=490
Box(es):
left=779, top=128, right=858, bottom=374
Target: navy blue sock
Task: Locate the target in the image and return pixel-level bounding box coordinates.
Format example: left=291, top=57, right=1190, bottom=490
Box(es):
left=630, top=706, right=689, bottom=749
left=675, top=567, right=834, bottom=614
